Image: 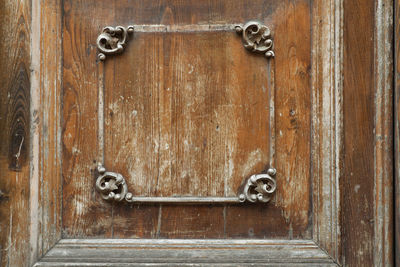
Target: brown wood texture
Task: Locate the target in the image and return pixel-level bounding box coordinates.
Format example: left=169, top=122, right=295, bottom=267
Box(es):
left=34, top=239, right=337, bottom=267
left=311, top=0, right=343, bottom=262
left=0, top=1, right=31, bottom=266
left=106, top=32, right=271, bottom=198
left=342, top=1, right=375, bottom=264
left=62, top=0, right=114, bottom=237
left=0, top=0, right=31, bottom=266
left=0, top=0, right=395, bottom=265
left=62, top=0, right=312, bottom=239
left=396, top=0, right=400, bottom=265
left=31, top=0, right=64, bottom=261
left=0, top=0, right=63, bottom=265
left=342, top=0, right=393, bottom=266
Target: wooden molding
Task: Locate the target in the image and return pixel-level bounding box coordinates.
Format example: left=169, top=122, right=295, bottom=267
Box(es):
left=34, top=239, right=337, bottom=266
left=311, top=0, right=343, bottom=263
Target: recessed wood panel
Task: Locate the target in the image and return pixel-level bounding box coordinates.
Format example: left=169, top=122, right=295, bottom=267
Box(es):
left=62, top=0, right=312, bottom=239
left=104, top=32, right=271, bottom=197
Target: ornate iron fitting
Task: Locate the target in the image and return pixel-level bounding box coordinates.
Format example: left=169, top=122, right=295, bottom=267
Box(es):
left=235, top=21, right=274, bottom=58
left=239, top=168, right=277, bottom=203
left=95, top=163, right=276, bottom=204
left=96, top=25, right=134, bottom=61
left=95, top=163, right=132, bottom=201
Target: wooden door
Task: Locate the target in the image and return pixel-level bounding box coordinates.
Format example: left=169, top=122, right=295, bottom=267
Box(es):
left=61, top=0, right=311, bottom=240
left=0, top=0, right=395, bottom=266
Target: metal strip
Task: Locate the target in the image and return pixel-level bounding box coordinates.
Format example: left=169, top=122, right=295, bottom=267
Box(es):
left=95, top=163, right=276, bottom=204
left=123, top=196, right=242, bottom=204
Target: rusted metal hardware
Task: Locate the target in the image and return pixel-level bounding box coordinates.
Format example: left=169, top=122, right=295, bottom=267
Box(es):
left=96, top=21, right=274, bottom=61
left=235, top=21, right=274, bottom=58
left=96, top=25, right=134, bottom=61
left=95, top=163, right=276, bottom=204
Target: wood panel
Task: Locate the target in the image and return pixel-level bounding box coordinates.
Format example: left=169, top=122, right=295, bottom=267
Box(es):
left=260, top=0, right=312, bottom=236
left=106, top=32, right=271, bottom=198
left=62, top=0, right=312, bottom=239
left=62, top=0, right=115, bottom=237
left=395, top=0, right=400, bottom=265
left=342, top=1, right=375, bottom=264
left=0, top=0, right=31, bottom=266
left=342, top=0, right=393, bottom=266
left=226, top=0, right=312, bottom=239
left=372, top=1, right=393, bottom=265
left=31, top=0, right=64, bottom=260
left=105, top=0, right=279, bottom=26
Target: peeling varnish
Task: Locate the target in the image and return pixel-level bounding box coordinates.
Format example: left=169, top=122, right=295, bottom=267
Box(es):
left=373, top=0, right=393, bottom=265
left=29, top=0, right=41, bottom=263
left=311, top=0, right=343, bottom=261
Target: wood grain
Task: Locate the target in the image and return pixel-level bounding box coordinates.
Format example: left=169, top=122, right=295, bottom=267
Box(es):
left=105, top=32, right=271, bottom=198
left=372, top=0, right=393, bottom=265
left=0, top=0, right=394, bottom=265
left=342, top=0, right=393, bottom=266
left=262, top=0, right=312, bottom=236
left=62, top=0, right=313, bottom=239
left=34, top=239, right=337, bottom=267
left=31, top=0, right=64, bottom=261
left=342, top=1, right=375, bottom=264
left=395, top=0, right=400, bottom=264
left=311, top=0, right=343, bottom=262
left=62, top=0, right=114, bottom=237
left=0, top=0, right=31, bottom=266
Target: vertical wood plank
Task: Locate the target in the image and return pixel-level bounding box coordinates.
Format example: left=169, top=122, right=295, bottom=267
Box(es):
left=342, top=0, right=393, bottom=265
left=396, top=0, right=400, bottom=264
left=62, top=0, right=114, bottom=237
left=273, top=0, right=312, bottom=235
left=33, top=0, right=63, bottom=259
left=311, top=0, right=343, bottom=262
left=0, top=0, right=31, bottom=266
left=373, top=0, right=393, bottom=265
left=342, top=1, right=375, bottom=265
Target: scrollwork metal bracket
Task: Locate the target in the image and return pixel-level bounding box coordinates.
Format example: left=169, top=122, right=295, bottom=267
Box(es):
left=95, top=163, right=276, bottom=204
left=96, top=25, right=134, bottom=61
left=235, top=21, right=274, bottom=58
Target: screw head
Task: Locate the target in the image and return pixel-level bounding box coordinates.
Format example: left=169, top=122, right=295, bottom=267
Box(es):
left=126, top=192, right=133, bottom=200
left=267, top=168, right=276, bottom=176
left=98, top=53, right=106, bottom=61
left=265, top=51, right=275, bottom=58
left=127, top=26, right=134, bottom=34
left=235, top=25, right=243, bottom=34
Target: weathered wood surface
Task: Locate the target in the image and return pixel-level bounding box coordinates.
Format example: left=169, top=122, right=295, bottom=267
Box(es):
left=34, top=239, right=337, bottom=267
left=0, top=0, right=394, bottom=265
left=342, top=0, right=393, bottom=266
left=311, top=0, right=343, bottom=262
left=62, top=0, right=312, bottom=239
left=30, top=0, right=64, bottom=263
left=395, top=0, right=400, bottom=265
left=62, top=0, right=114, bottom=238
left=0, top=0, right=31, bottom=266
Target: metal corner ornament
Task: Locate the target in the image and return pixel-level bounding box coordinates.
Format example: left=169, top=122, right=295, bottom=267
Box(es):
left=95, top=163, right=276, bottom=204
left=96, top=25, right=134, bottom=61
left=235, top=21, right=274, bottom=58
